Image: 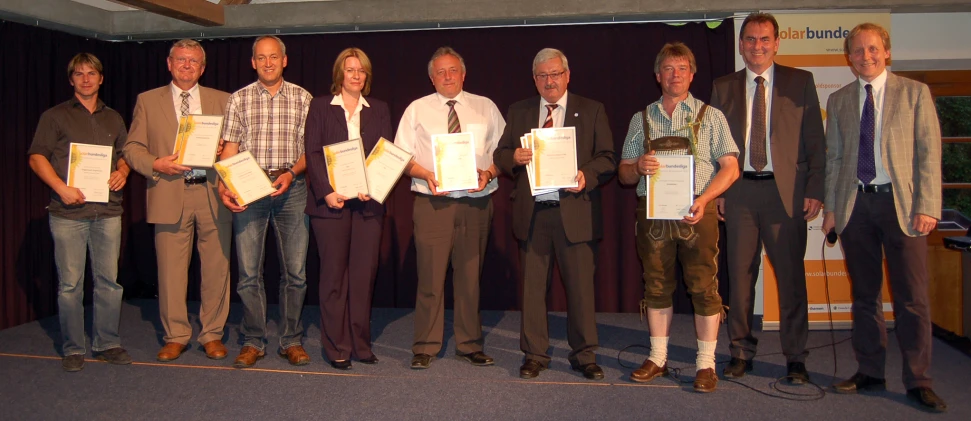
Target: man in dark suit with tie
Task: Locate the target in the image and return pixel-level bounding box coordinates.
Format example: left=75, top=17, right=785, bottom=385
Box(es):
left=494, top=48, right=616, bottom=380
left=823, top=22, right=946, bottom=413
left=709, top=12, right=825, bottom=384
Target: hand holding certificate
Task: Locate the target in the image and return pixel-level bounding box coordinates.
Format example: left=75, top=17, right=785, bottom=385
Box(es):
left=214, top=151, right=277, bottom=207
left=173, top=115, right=223, bottom=168
left=520, top=135, right=556, bottom=197
left=324, top=138, right=369, bottom=198
left=644, top=155, right=695, bottom=220
left=365, top=137, right=412, bottom=204
left=530, top=127, right=579, bottom=189
left=430, top=132, right=479, bottom=192
left=67, top=143, right=113, bottom=203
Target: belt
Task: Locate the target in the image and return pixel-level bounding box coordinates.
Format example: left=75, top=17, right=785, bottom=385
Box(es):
left=742, top=171, right=774, bottom=180
left=858, top=183, right=892, bottom=193
left=264, top=167, right=293, bottom=179
left=535, top=200, right=560, bottom=208
left=184, top=176, right=207, bottom=185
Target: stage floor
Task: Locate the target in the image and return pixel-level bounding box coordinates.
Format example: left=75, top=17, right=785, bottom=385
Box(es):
left=1, top=300, right=968, bottom=420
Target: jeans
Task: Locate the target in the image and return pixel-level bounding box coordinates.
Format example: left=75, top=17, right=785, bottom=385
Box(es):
left=49, top=215, right=124, bottom=356
left=233, top=177, right=310, bottom=351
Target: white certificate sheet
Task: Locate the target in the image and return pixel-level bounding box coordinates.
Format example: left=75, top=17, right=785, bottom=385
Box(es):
left=644, top=155, right=695, bottom=220
left=365, top=137, right=412, bottom=204
left=530, top=127, right=579, bottom=189
left=430, top=132, right=479, bottom=192
left=67, top=143, right=112, bottom=203
left=521, top=135, right=556, bottom=197
left=324, top=138, right=369, bottom=198
left=173, top=115, right=223, bottom=168
left=214, top=151, right=277, bottom=207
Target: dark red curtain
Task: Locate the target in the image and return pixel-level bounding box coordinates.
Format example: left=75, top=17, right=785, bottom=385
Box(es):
left=0, top=19, right=735, bottom=329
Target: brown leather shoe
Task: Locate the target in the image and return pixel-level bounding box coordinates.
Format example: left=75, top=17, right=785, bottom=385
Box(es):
left=157, top=342, right=186, bottom=362
left=630, top=359, right=669, bottom=383
left=694, top=368, right=718, bottom=393
left=202, top=340, right=227, bottom=360
left=278, top=345, right=310, bottom=366
left=233, top=346, right=265, bottom=368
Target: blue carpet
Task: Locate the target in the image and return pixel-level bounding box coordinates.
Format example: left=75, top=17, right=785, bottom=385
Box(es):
left=0, top=300, right=967, bottom=420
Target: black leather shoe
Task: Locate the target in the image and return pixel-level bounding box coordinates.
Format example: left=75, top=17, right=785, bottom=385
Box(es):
left=572, top=363, right=605, bottom=380
left=330, top=359, right=352, bottom=370
left=457, top=351, right=494, bottom=366
left=907, top=387, right=947, bottom=413
left=831, top=372, right=886, bottom=394
left=410, top=353, right=433, bottom=369
left=786, top=362, right=810, bottom=385
left=519, top=359, right=546, bottom=379
left=722, top=357, right=753, bottom=379
left=358, top=355, right=379, bottom=364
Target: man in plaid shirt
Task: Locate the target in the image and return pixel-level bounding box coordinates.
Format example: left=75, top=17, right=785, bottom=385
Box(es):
left=618, top=42, right=739, bottom=393
left=218, top=35, right=313, bottom=369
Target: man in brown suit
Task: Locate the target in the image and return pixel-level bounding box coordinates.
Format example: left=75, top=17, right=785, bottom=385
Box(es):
left=124, top=39, right=232, bottom=362
left=709, top=12, right=825, bottom=384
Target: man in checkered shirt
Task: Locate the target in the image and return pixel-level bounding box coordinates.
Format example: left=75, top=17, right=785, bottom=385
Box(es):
left=218, top=35, right=313, bottom=369
left=617, top=42, right=739, bottom=393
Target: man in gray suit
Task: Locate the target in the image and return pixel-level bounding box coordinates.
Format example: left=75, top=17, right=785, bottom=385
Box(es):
left=710, top=12, right=825, bottom=384
left=822, top=22, right=946, bottom=413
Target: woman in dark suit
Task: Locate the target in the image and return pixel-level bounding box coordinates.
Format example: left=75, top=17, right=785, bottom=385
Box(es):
left=305, top=48, right=392, bottom=370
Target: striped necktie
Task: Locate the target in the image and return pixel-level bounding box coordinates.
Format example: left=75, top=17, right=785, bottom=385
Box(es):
left=543, top=104, right=557, bottom=128
left=446, top=100, right=461, bottom=133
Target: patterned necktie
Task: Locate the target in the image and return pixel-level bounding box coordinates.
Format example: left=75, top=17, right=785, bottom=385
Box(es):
left=446, top=100, right=461, bottom=133
left=543, top=104, right=558, bottom=128
left=180, top=91, right=190, bottom=117
left=858, top=84, right=876, bottom=185
left=749, top=76, right=767, bottom=172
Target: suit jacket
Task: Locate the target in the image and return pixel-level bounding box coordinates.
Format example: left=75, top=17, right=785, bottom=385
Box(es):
left=494, top=93, right=616, bottom=243
left=124, top=85, right=231, bottom=225
left=304, top=95, right=393, bottom=218
left=710, top=64, right=826, bottom=217
left=824, top=72, right=942, bottom=236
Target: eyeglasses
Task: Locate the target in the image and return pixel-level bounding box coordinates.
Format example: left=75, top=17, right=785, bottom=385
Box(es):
left=172, top=57, right=202, bottom=67
left=534, top=71, right=566, bottom=81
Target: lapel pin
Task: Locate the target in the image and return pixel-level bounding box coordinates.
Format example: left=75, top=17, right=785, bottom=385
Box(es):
left=574, top=113, right=579, bottom=117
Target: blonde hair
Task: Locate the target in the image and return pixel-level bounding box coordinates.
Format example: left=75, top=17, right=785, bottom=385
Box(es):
left=330, top=48, right=373, bottom=96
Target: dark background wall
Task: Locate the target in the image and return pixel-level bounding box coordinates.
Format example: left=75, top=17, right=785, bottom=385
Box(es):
left=0, top=19, right=735, bottom=329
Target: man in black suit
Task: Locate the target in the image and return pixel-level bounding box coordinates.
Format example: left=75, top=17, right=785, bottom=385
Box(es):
left=494, top=48, right=616, bottom=380
left=709, top=12, right=825, bottom=384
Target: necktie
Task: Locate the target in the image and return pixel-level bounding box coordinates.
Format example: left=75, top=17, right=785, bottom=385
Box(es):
left=858, top=84, right=876, bottom=185
left=749, top=76, right=767, bottom=172
left=543, top=104, right=558, bottom=128
left=446, top=100, right=461, bottom=133
left=180, top=91, right=190, bottom=117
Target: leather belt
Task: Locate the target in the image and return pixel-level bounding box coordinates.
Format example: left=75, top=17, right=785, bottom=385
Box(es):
left=742, top=171, right=774, bottom=180
left=184, top=176, right=207, bottom=185
left=264, top=167, right=292, bottom=179
left=858, top=183, right=892, bottom=193
left=536, top=200, right=560, bottom=208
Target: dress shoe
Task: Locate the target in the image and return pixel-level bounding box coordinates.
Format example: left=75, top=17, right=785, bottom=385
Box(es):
left=157, top=342, right=187, bottom=362
left=202, top=340, right=227, bottom=360
left=520, top=359, right=546, bottom=379
left=411, top=353, right=433, bottom=369
left=572, top=363, right=605, bottom=380
left=278, top=345, right=311, bottom=366
left=721, top=357, right=753, bottom=379
left=358, top=355, right=379, bottom=364
left=630, top=359, right=668, bottom=383
left=330, top=359, right=352, bottom=370
left=62, top=354, right=84, bottom=372
left=95, top=347, right=132, bottom=365
left=233, top=346, right=265, bottom=369
left=907, top=387, right=947, bottom=413
left=456, top=351, right=495, bottom=366
left=831, top=372, right=886, bottom=394
left=694, top=368, right=718, bottom=393
left=786, top=362, right=810, bottom=385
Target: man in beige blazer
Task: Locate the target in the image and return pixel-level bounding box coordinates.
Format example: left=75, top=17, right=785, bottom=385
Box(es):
left=124, top=39, right=233, bottom=362
left=822, top=23, right=946, bottom=413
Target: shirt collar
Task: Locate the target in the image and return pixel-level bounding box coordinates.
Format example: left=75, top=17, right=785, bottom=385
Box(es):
left=257, top=80, right=289, bottom=98
left=745, top=63, right=774, bottom=86
left=69, top=95, right=106, bottom=112
left=858, top=69, right=888, bottom=93
left=170, top=82, right=201, bottom=98
left=435, top=91, right=466, bottom=106
left=330, top=94, right=370, bottom=108
left=651, top=93, right=700, bottom=115
left=540, top=90, right=569, bottom=110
